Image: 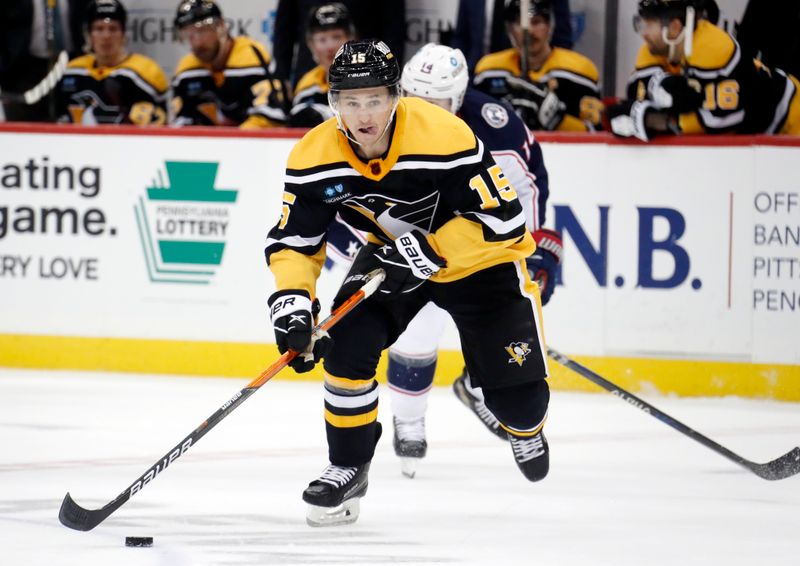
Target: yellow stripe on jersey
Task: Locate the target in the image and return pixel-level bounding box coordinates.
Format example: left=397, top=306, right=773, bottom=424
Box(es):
left=393, top=98, right=478, bottom=158
left=335, top=98, right=477, bottom=182
left=286, top=119, right=347, bottom=171
left=679, top=111, right=705, bottom=134
left=68, top=53, right=168, bottom=93
left=634, top=44, right=682, bottom=74
left=287, top=98, right=479, bottom=181
left=227, top=36, right=272, bottom=69
left=687, top=20, right=736, bottom=72
left=295, top=65, right=328, bottom=97
left=324, top=407, right=379, bottom=428
left=634, top=21, right=736, bottom=74
left=475, top=47, right=599, bottom=83
left=365, top=233, right=384, bottom=245
left=324, top=373, right=376, bottom=392
left=269, top=247, right=326, bottom=297
left=240, top=114, right=277, bottom=129
left=499, top=418, right=546, bottom=437
left=428, top=217, right=535, bottom=283
left=175, top=36, right=271, bottom=75
left=780, top=74, right=800, bottom=135
left=559, top=114, right=591, bottom=131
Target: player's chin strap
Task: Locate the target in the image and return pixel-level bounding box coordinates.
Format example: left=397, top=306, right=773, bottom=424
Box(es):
left=332, top=98, right=399, bottom=148
left=663, top=6, right=695, bottom=64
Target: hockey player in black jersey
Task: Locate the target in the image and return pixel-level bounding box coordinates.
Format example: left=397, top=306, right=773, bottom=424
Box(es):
left=265, top=40, right=552, bottom=526
left=608, top=0, right=800, bottom=140
left=56, top=0, right=168, bottom=125
left=290, top=3, right=355, bottom=128
left=385, top=42, right=562, bottom=479
left=171, top=0, right=288, bottom=128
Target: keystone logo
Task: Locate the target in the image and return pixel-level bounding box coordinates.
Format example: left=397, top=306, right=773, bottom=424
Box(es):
left=134, top=161, right=238, bottom=284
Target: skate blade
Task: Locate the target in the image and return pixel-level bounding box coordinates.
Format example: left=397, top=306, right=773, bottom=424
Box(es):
left=399, top=457, right=418, bottom=479
left=306, top=497, right=360, bottom=527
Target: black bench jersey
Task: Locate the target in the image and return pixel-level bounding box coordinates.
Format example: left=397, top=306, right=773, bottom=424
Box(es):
left=56, top=53, right=168, bottom=125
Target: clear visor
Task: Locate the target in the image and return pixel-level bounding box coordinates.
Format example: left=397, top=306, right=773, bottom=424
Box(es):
left=328, top=86, right=400, bottom=117
left=178, top=18, right=219, bottom=41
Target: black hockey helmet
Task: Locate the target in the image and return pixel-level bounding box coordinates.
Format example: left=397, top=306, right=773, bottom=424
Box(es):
left=328, top=40, right=400, bottom=92
left=85, top=0, right=127, bottom=29
left=504, top=0, right=553, bottom=25
left=307, top=3, right=354, bottom=37
left=174, top=0, right=222, bottom=29
left=638, top=0, right=703, bottom=22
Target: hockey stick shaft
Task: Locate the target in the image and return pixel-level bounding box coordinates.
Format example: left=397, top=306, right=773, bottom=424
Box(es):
left=0, top=51, right=69, bottom=105
left=520, top=0, right=530, bottom=77
left=46, top=0, right=58, bottom=119
left=547, top=347, right=800, bottom=480
left=58, top=270, right=386, bottom=531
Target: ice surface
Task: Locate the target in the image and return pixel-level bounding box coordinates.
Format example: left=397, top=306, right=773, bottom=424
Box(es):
left=1, top=369, right=798, bottom=565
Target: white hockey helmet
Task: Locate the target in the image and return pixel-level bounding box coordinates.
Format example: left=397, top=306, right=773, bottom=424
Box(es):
left=401, top=43, right=469, bottom=114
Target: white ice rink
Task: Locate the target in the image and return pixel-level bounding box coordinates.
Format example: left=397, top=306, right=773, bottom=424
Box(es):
left=1, top=368, right=798, bottom=566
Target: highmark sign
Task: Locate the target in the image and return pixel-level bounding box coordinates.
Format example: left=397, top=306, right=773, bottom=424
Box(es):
left=134, top=161, right=238, bottom=284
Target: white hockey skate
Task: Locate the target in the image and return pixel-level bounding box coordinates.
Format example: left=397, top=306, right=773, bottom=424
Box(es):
left=392, top=416, right=427, bottom=479
left=302, top=463, right=370, bottom=527
left=452, top=370, right=508, bottom=440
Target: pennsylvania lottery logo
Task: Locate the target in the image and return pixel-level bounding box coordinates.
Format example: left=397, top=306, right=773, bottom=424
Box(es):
left=134, top=161, right=238, bottom=284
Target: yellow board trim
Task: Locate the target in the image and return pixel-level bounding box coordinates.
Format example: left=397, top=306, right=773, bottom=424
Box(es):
left=324, top=407, right=379, bottom=428
left=1, top=334, right=798, bottom=401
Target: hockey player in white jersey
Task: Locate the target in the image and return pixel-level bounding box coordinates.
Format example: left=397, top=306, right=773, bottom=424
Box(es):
left=388, top=43, right=562, bottom=478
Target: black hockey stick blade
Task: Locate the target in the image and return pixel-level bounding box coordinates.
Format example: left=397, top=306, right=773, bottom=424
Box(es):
left=59, top=492, right=116, bottom=532
left=547, top=347, right=800, bottom=481
left=745, top=447, right=800, bottom=481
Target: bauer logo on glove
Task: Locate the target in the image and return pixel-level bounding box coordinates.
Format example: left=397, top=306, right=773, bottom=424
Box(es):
left=268, top=289, right=333, bottom=373
left=374, top=230, right=446, bottom=297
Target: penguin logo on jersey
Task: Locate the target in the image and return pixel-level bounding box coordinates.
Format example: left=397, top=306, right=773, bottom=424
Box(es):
left=505, top=342, right=531, bottom=366
left=481, top=102, right=509, bottom=129
left=343, top=191, right=440, bottom=239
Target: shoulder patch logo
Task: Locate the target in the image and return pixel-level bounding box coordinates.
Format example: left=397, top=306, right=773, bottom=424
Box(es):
left=481, top=102, right=509, bottom=129
left=324, top=183, right=344, bottom=198
left=322, top=183, right=350, bottom=203
left=505, top=341, right=531, bottom=366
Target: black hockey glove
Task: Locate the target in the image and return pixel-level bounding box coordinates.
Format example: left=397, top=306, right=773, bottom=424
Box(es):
left=647, top=71, right=703, bottom=113
left=509, top=80, right=566, bottom=131
left=527, top=228, right=564, bottom=306
left=607, top=99, right=654, bottom=142
left=374, top=230, right=446, bottom=299
left=268, top=289, right=333, bottom=373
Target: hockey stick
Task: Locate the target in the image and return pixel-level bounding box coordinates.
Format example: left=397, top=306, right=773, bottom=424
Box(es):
left=58, top=270, right=386, bottom=531
left=520, top=0, right=530, bottom=77
left=546, top=347, right=800, bottom=481
left=0, top=51, right=69, bottom=105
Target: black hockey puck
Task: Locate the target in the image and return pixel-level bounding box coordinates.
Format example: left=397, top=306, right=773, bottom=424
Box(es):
left=125, top=536, right=153, bottom=547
